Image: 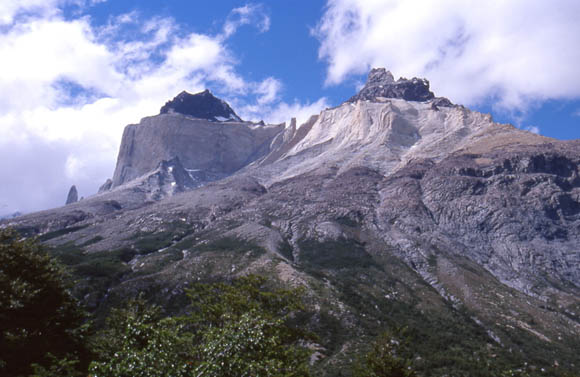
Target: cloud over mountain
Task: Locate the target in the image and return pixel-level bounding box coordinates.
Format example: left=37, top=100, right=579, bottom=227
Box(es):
left=0, top=2, right=327, bottom=214
left=315, top=0, right=580, bottom=111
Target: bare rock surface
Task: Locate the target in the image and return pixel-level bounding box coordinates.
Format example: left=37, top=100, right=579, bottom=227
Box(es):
left=347, top=67, right=451, bottom=105
left=111, top=113, right=284, bottom=187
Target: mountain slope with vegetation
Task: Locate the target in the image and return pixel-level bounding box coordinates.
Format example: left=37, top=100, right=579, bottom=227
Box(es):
left=2, top=69, right=580, bottom=376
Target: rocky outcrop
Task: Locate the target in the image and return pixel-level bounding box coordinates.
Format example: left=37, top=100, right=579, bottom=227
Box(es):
left=160, top=90, right=241, bottom=122
left=98, top=179, right=112, bottom=193
left=132, top=156, right=199, bottom=201
left=111, top=107, right=284, bottom=188
left=347, top=67, right=452, bottom=106
left=65, top=185, right=78, bottom=205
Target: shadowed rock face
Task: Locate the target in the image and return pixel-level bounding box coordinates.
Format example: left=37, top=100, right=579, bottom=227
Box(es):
left=160, top=90, right=241, bottom=122
left=65, top=185, right=78, bottom=205
left=98, top=179, right=112, bottom=193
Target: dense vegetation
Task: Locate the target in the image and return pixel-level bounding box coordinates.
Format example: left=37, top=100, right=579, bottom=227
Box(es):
left=1, top=228, right=579, bottom=377
left=1, top=229, right=314, bottom=376
left=89, top=275, right=313, bottom=377
left=0, top=228, right=91, bottom=376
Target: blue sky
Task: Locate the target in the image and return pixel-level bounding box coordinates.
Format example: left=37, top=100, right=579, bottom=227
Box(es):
left=1, top=0, right=580, bottom=214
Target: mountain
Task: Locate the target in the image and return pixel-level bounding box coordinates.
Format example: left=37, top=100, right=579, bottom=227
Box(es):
left=3, top=69, right=580, bottom=375
left=0, top=211, right=22, bottom=220
left=160, top=89, right=241, bottom=122
left=108, top=90, right=281, bottom=188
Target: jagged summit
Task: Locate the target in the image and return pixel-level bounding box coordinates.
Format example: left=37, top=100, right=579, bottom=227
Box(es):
left=348, top=67, right=452, bottom=106
left=160, top=89, right=242, bottom=122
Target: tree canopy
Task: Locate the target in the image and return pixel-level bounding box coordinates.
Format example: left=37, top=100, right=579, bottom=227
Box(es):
left=89, top=275, right=313, bottom=377
left=0, top=228, right=90, bottom=377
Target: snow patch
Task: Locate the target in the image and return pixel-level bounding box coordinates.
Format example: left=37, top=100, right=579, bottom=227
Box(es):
left=214, top=114, right=241, bottom=122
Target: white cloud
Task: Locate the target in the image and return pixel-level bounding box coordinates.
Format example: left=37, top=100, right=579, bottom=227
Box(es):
left=0, top=0, right=105, bottom=25
left=268, top=98, right=330, bottom=126
left=255, top=77, right=282, bottom=105
left=0, top=0, right=60, bottom=24
left=238, top=97, right=330, bottom=127
left=0, top=3, right=315, bottom=214
left=0, top=18, right=121, bottom=113
left=524, top=125, right=540, bottom=135
left=223, top=3, right=270, bottom=38
left=314, top=0, right=580, bottom=112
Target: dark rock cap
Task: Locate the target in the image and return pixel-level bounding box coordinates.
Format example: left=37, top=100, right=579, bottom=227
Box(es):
left=160, top=89, right=242, bottom=122
left=347, top=68, right=452, bottom=106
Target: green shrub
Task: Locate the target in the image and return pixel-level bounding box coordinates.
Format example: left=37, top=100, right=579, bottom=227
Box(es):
left=298, top=238, right=377, bottom=270
left=352, top=331, right=416, bottom=377
left=89, top=298, right=193, bottom=377
left=91, top=275, right=313, bottom=377
left=0, top=228, right=90, bottom=376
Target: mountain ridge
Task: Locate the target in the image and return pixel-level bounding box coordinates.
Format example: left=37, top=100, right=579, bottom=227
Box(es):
left=3, top=68, right=580, bottom=375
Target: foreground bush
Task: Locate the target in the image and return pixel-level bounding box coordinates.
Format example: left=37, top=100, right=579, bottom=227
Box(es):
left=0, top=228, right=90, bottom=377
left=89, top=299, right=193, bottom=377
left=90, top=275, right=312, bottom=377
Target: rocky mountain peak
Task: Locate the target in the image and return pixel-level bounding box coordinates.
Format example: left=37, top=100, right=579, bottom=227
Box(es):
left=159, top=89, right=242, bottom=122
left=367, top=67, right=395, bottom=85
left=348, top=67, right=451, bottom=106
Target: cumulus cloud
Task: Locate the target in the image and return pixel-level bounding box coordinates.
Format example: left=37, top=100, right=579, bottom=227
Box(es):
left=255, top=77, right=282, bottom=105
left=0, top=136, right=110, bottom=214
left=238, top=97, right=330, bottom=126
left=314, top=0, right=580, bottom=112
left=0, top=0, right=104, bottom=25
left=0, top=0, right=61, bottom=24
left=223, top=3, right=270, bottom=38
left=524, top=125, right=540, bottom=135
left=0, top=2, right=323, bottom=214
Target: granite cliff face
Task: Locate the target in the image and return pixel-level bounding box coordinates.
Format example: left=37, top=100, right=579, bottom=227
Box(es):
left=109, top=90, right=283, bottom=188
left=4, top=69, right=580, bottom=375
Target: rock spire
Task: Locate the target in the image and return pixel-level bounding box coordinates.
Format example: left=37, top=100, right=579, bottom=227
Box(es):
left=65, top=185, right=78, bottom=205
left=348, top=67, right=452, bottom=107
